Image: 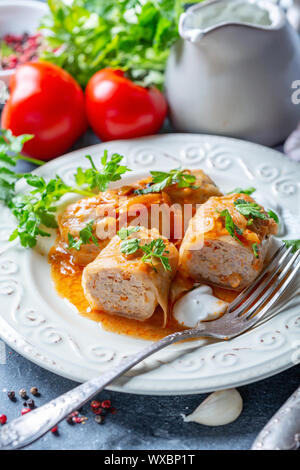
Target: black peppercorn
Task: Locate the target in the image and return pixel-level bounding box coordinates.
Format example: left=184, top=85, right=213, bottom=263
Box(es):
left=66, top=414, right=75, bottom=425
left=26, top=399, right=35, bottom=409
left=7, top=391, right=16, bottom=401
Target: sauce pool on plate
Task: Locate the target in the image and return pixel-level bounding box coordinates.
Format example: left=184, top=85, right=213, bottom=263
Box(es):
left=49, top=240, right=238, bottom=341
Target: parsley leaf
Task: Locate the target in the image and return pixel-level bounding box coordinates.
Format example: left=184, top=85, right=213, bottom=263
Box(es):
left=117, top=226, right=141, bottom=240
left=282, top=239, right=300, bottom=253
left=227, top=187, right=256, bottom=195
left=0, top=168, right=22, bottom=203
left=67, top=220, right=99, bottom=251
left=68, top=233, right=83, bottom=251
left=75, top=151, right=131, bottom=193
left=267, top=210, right=279, bottom=223
left=252, top=243, right=259, bottom=258
left=0, top=130, right=41, bottom=204
left=234, top=199, right=267, bottom=220
left=218, top=209, right=243, bottom=244
left=140, top=238, right=171, bottom=272
left=79, top=220, right=99, bottom=245
left=118, top=226, right=171, bottom=272
left=134, top=168, right=198, bottom=195
left=234, top=198, right=279, bottom=224
left=0, top=129, right=33, bottom=164
left=120, top=237, right=141, bottom=255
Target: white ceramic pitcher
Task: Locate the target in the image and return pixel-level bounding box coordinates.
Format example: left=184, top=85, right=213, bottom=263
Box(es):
left=165, top=0, right=300, bottom=146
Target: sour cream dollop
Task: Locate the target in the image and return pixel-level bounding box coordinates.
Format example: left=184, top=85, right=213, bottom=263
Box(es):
left=173, top=285, right=228, bottom=328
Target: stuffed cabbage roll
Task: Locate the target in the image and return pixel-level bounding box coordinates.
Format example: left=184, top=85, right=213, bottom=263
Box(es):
left=82, top=226, right=178, bottom=324
left=178, top=193, right=278, bottom=290
left=59, top=190, right=171, bottom=266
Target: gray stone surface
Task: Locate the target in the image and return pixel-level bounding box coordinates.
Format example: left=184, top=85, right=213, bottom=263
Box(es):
left=0, top=344, right=299, bottom=450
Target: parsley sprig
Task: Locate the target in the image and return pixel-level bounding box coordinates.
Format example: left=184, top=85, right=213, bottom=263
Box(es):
left=217, top=198, right=279, bottom=259
left=68, top=220, right=99, bottom=251
left=233, top=199, right=279, bottom=224
left=0, top=130, right=42, bottom=204
left=0, top=132, right=131, bottom=248
left=134, top=168, right=198, bottom=195
left=218, top=209, right=243, bottom=244
left=217, top=208, right=261, bottom=257
left=140, top=238, right=171, bottom=272
left=227, top=187, right=256, bottom=195
left=75, top=151, right=131, bottom=192
left=8, top=174, right=95, bottom=248
left=282, top=239, right=300, bottom=253
left=117, top=226, right=141, bottom=240
left=252, top=242, right=259, bottom=259
left=233, top=199, right=267, bottom=220
left=267, top=210, right=279, bottom=223
left=117, top=226, right=171, bottom=272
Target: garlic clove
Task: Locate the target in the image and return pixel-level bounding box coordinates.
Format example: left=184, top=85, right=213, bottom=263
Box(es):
left=182, top=388, right=243, bottom=426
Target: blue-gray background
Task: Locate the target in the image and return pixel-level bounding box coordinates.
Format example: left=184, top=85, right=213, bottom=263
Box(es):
left=0, top=0, right=299, bottom=451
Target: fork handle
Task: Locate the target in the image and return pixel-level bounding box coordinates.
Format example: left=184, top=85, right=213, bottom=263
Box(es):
left=251, top=385, right=300, bottom=450
left=0, top=328, right=204, bottom=450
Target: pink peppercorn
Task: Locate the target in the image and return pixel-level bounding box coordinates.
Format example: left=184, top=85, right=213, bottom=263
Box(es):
left=1, top=32, right=43, bottom=70
left=0, top=414, right=7, bottom=425
left=91, top=400, right=101, bottom=409
left=51, top=426, right=58, bottom=433
left=101, top=400, right=111, bottom=409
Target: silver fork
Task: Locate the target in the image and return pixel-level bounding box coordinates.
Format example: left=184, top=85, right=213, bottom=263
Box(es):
left=0, top=244, right=299, bottom=450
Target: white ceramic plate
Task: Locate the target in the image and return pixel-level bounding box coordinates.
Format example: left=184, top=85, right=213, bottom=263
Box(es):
left=0, top=134, right=299, bottom=395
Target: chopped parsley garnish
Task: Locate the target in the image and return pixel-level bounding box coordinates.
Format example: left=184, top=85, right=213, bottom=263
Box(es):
left=282, top=239, right=300, bottom=253
left=134, top=168, right=198, bottom=195
left=117, top=226, right=140, bottom=240
left=227, top=187, right=256, bottom=195
left=233, top=199, right=267, bottom=220
left=74, top=150, right=131, bottom=193
left=67, top=233, right=83, bottom=251
left=218, top=209, right=243, bottom=244
left=120, top=237, right=141, bottom=255
left=68, top=220, right=99, bottom=251
left=140, top=238, right=171, bottom=272
left=267, top=210, right=279, bottom=223
left=252, top=243, right=259, bottom=258
left=118, top=227, right=171, bottom=272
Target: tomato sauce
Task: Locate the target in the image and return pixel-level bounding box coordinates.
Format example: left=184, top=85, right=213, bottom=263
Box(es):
left=49, top=242, right=187, bottom=341
left=49, top=239, right=239, bottom=342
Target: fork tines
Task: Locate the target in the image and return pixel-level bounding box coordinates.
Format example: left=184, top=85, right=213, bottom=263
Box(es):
left=228, top=244, right=300, bottom=322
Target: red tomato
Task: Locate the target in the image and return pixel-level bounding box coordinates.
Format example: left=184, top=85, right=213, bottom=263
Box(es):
left=85, top=69, right=167, bottom=141
left=1, top=62, right=87, bottom=160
